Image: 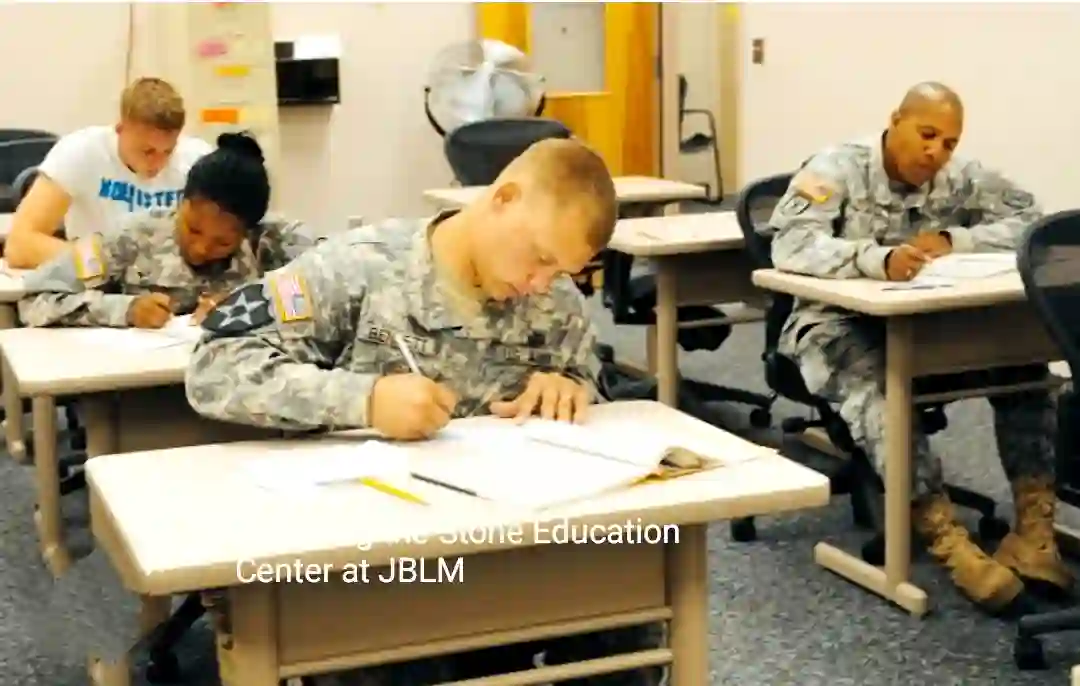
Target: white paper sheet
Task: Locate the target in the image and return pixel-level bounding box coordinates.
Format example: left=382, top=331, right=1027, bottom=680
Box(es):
left=911, top=253, right=1017, bottom=284
left=246, top=441, right=412, bottom=494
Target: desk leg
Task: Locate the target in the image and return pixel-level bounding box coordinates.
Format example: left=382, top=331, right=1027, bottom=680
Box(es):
left=32, top=395, right=70, bottom=576
left=0, top=304, right=24, bottom=462
left=654, top=264, right=679, bottom=406
left=666, top=523, right=707, bottom=685
left=813, top=317, right=928, bottom=616
left=81, top=394, right=118, bottom=457
left=3, top=353, right=24, bottom=462
left=218, top=583, right=279, bottom=686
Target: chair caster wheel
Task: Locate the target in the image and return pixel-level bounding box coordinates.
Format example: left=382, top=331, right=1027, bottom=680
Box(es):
left=730, top=518, right=757, bottom=542
left=978, top=515, right=1011, bottom=542
left=861, top=535, right=885, bottom=567
left=1013, top=635, right=1047, bottom=670
left=146, top=651, right=182, bottom=683
left=748, top=408, right=771, bottom=429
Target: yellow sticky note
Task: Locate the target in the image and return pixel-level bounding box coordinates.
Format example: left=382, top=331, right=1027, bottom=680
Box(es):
left=215, top=64, right=251, bottom=78
left=201, top=107, right=241, bottom=125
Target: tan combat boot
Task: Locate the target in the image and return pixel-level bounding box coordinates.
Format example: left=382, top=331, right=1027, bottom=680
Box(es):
left=914, top=495, right=1025, bottom=612
left=994, top=476, right=1074, bottom=598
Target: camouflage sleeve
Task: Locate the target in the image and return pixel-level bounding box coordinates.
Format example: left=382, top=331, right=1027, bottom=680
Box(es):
left=528, top=278, right=603, bottom=400
left=17, top=225, right=139, bottom=328
left=255, top=216, right=324, bottom=273
left=946, top=160, right=1043, bottom=253
left=770, top=152, right=894, bottom=280
left=184, top=243, right=376, bottom=432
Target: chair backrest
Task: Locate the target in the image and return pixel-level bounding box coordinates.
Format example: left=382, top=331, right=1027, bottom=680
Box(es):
left=0, top=136, right=57, bottom=212
left=0, top=129, right=56, bottom=144
left=734, top=172, right=795, bottom=352
left=1017, top=209, right=1080, bottom=504
left=1018, top=209, right=1080, bottom=371
left=443, top=117, right=572, bottom=187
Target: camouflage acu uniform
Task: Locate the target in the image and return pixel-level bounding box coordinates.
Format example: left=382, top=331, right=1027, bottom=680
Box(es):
left=769, top=134, right=1056, bottom=501
left=18, top=208, right=319, bottom=327
left=185, top=216, right=663, bottom=685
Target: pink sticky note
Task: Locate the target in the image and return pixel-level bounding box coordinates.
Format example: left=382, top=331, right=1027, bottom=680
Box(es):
left=197, top=40, right=229, bottom=58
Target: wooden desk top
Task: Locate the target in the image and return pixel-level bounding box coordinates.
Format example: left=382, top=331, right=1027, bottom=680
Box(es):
left=423, top=176, right=707, bottom=209
left=0, top=327, right=191, bottom=395
left=609, top=211, right=744, bottom=257
left=88, top=400, right=830, bottom=595
left=752, top=268, right=1028, bottom=317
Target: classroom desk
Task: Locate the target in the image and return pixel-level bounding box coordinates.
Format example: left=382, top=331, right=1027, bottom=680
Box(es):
left=0, top=264, right=27, bottom=459
left=0, top=327, right=271, bottom=576
left=86, top=400, right=830, bottom=686
left=751, top=269, right=1064, bottom=617
left=423, top=176, right=707, bottom=213
left=608, top=212, right=762, bottom=404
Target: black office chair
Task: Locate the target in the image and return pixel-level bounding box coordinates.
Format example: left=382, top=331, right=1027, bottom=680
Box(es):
left=677, top=75, right=723, bottom=202
left=443, top=117, right=570, bottom=188
left=1013, top=209, right=1080, bottom=670
left=729, top=172, right=1010, bottom=562
left=0, top=133, right=57, bottom=213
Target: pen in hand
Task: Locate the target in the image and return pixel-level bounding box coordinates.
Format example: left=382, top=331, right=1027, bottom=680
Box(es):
left=392, top=333, right=424, bottom=375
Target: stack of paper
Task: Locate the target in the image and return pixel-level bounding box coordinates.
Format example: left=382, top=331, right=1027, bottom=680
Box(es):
left=74, top=315, right=203, bottom=353
left=159, top=314, right=204, bottom=343
left=912, top=253, right=1017, bottom=285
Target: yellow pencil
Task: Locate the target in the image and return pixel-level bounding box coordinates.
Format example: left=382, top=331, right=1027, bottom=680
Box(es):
left=358, top=477, right=429, bottom=505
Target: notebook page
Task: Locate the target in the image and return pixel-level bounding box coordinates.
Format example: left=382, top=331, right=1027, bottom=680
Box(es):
left=246, top=441, right=411, bottom=493
left=517, top=418, right=675, bottom=468
left=407, top=430, right=651, bottom=509
left=912, top=253, right=1016, bottom=283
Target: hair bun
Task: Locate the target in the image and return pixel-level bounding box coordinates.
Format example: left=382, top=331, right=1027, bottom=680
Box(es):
left=216, top=131, right=264, bottom=162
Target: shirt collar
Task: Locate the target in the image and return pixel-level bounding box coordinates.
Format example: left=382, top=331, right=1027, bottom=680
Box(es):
left=403, top=210, right=485, bottom=330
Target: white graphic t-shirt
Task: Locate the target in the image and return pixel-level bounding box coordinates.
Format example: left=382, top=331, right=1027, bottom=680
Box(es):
left=37, top=125, right=213, bottom=240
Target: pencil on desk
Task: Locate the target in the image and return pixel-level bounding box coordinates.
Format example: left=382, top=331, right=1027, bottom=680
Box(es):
left=357, top=477, right=428, bottom=505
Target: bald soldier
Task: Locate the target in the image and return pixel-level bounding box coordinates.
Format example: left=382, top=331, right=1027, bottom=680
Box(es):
left=185, top=139, right=663, bottom=686
left=769, top=82, right=1069, bottom=615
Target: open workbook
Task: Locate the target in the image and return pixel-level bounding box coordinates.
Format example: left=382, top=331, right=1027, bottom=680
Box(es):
left=245, top=405, right=774, bottom=509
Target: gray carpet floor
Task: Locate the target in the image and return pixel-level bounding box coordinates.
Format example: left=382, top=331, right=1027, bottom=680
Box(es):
left=3, top=211, right=1080, bottom=683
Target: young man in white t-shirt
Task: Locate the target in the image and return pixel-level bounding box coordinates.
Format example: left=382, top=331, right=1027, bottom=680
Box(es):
left=5, top=77, right=213, bottom=269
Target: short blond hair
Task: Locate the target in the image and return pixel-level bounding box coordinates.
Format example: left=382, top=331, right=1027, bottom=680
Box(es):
left=501, top=138, right=617, bottom=249
left=120, top=77, right=186, bottom=131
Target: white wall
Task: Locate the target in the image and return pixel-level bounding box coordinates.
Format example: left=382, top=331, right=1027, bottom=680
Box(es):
left=672, top=2, right=721, bottom=189
left=739, top=2, right=1080, bottom=211
left=0, top=3, right=472, bottom=232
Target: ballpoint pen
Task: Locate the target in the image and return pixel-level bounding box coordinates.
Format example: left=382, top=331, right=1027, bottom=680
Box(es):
left=392, top=333, right=424, bottom=375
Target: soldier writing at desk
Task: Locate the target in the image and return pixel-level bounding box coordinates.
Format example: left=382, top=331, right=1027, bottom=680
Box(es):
left=769, top=81, right=1069, bottom=615
left=18, top=132, right=319, bottom=329
left=185, top=138, right=663, bottom=685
